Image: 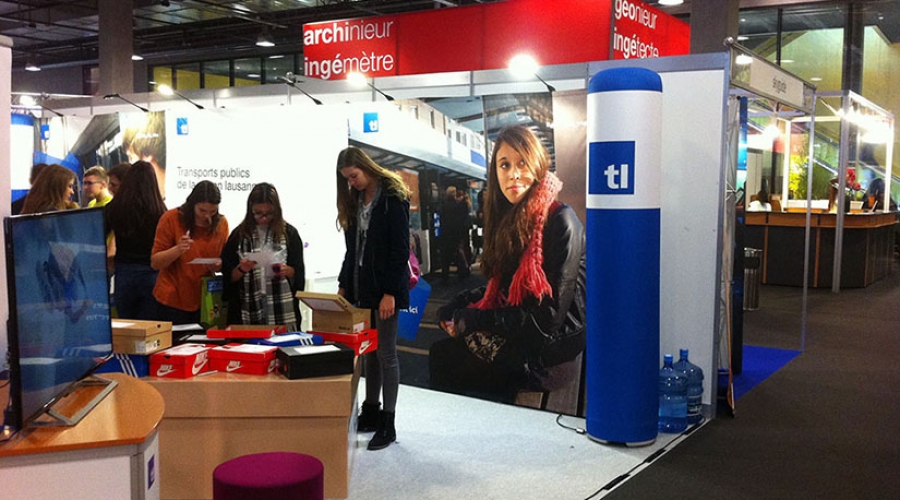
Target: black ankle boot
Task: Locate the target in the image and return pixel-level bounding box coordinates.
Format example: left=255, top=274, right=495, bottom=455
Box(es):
left=357, top=402, right=380, bottom=433
left=367, top=411, right=396, bottom=451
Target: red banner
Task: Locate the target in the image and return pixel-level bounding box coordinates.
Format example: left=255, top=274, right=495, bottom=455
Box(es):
left=612, top=0, right=690, bottom=60
left=303, top=0, right=688, bottom=80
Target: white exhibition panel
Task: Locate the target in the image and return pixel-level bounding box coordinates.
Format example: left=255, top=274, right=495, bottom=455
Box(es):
left=0, top=452, right=133, bottom=500
left=163, top=105, right=350, bottom=284
left=1, top=36, right=11, bottom=368
left=657, top=68, right=727, bottom=405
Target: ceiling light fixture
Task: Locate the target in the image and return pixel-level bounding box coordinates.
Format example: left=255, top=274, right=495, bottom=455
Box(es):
left=103, top=93, right=149, bottom=112
left=132, top=54, right=144, bottom=61
left=157, top=84, right=204, bottom=110
left=657, top=0, right=684, bottom=6
left=256, top=29, right=275, bottom=48
left=347, top=72, right=394, bottom=101
left=508, top=54, right=556, bottom=93
left=25, top=61, right=41, bottom=72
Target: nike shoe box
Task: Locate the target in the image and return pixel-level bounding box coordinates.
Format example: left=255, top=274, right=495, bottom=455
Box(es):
left=149, top=343, right=212, bottom=379
left=206, top=324, right=289, bottom=339
left=112, top=319, right=173, bottom=355
left=250, top=332, right=320, bottom=347
left=295, top=292, right=371, bottom=334
left=277, top=343, right=355, bottom=380
left=209, top=343, right=278, bottom=375
left=309, top=329, right=378, bottom=356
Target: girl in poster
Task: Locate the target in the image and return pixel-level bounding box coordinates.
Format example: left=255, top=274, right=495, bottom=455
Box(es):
left=430, top=125, right=587, bottom=402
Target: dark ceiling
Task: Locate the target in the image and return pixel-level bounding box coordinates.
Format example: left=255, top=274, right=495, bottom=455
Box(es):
left=2, top=1, right=898, bottom=71
left=0, top=0, right=504, bottom=69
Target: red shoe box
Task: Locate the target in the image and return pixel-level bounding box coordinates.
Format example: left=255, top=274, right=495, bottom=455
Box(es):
left=309, top=328, right=378, bottom=356
left=209, top=343, right=278, bottom=375
left=206, top=324, right=289, bottom=339
left=149, top=343, right=212, bottom=379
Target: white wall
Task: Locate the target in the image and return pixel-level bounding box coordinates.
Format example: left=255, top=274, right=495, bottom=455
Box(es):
left=1, top=36, right=12, bottom=372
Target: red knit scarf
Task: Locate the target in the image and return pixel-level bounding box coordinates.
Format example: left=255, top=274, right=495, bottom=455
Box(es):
left=474, top=172, right=563, bottom=310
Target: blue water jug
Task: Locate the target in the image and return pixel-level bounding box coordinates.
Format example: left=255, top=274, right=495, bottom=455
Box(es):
left=658, top=354, right=687, bottom=433
left=674, top=348, right=704, bottom=425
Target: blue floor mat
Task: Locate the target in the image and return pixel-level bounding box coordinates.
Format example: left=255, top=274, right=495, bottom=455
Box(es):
left=733, top=345, right=801, bottom=400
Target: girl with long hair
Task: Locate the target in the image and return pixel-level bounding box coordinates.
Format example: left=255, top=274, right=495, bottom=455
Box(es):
left=105, top=161, right=167, bottom=319
left=336, top=146, right=410, bottom=451
left=431, top=125, right=587, bottom=402
left=151, top=180, right=229, bottom=324
left=221, top=183, right=305, bottom=330
left=20, top=164, right=78, bottom=214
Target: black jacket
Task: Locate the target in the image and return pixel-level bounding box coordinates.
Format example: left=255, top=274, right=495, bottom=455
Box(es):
left=439, top=202, right=586, bottom=377
left=339, top=185, right=410, bottom=310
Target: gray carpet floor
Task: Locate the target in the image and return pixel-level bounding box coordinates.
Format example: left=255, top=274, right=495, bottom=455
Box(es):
left=603, top=262, right=900, bottom=500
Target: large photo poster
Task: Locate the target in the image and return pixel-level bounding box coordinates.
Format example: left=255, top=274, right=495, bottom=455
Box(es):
left=163, top=106, right=349, bottom=282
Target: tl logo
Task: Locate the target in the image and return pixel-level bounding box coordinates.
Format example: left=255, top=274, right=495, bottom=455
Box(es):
left=590, top=141, right=635, bottom=195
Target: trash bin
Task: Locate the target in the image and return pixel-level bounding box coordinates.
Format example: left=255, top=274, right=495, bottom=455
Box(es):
left=743, top=248, right=762, bottom=311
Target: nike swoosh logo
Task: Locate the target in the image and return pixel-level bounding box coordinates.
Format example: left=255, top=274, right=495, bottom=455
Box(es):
left=358, top=340, right=371, bottom=355
left=226, top=361, right=242, bottom=372
left=156, top=365, right=176, bottom=377
left=192, top=356, right=208, bottom=375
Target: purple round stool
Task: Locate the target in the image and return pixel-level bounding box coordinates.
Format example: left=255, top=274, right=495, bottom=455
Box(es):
left=213, top=452, right=324, bottom=500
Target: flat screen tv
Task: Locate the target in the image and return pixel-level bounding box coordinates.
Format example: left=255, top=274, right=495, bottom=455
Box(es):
left=3, top=207, right=115, bottom=431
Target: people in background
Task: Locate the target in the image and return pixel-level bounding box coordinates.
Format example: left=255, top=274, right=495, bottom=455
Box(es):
left=20, top=164, right=79, bottom=214
left=336, top=146, right=410, bottom=451
left=440, top=185, right=470, bottom=278
left=105, top=161, right=167, bottom=320
left=83, top=165, right=113, bottom=207
left=430, top=124, right=587, bottom=403
left=11, top=162, right=49, bottom=215
left=861, top=178, right=897, bottom=212
left=107, top=162, right=132, bottom=197
left=122, top=111, right=166, bottom=199
left=151, top=180, right=228, bottom=325
left=221, top=183, right=305, bottom=331
left=748, top=180, right=772, bottom=212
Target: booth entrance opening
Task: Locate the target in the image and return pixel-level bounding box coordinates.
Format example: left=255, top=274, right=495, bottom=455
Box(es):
left=723, top=41, right=817, bottom=413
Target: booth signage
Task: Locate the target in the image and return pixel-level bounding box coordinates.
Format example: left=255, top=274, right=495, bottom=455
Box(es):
left=303, top=0, right=687, bottom=80
left=303, top=16, right=399, bottom=79
left=747, top=58, right=806, bottom=110
left=613, top=0, right=691, bottom=60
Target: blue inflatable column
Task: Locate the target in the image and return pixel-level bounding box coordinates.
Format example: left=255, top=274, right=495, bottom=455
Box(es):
left=585, top=67, right=663, bottom=446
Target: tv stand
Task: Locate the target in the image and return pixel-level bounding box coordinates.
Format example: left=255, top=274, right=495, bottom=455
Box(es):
left=32, top=374, right=118, bottom=427
left=0, top=373, right=163, bottom=500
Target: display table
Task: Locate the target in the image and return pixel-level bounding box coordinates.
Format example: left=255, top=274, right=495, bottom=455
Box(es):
left=145, top=360, right=361, bottom=500
left=0, top=373, right=164, bottom=500
left=745, top=211, right=897, bottom=287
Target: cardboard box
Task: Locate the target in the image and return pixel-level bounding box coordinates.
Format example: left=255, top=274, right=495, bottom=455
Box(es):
left=149, top=343, right=212, bottom=379
left=209, top=343, right=278, bottom=375
left=112, top=319, right=173, bottom=355
left=277, top=343, right=355, bottom=380
left=206, top=324, right=288, bottom=339
left=311, top=329, right=378, bottom=356
left=295, top=291, right=371, bottom=334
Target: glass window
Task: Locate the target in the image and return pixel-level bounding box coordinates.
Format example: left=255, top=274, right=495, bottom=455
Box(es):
left=738, top=6, right=845, bottom=91
left=203, top=60, right=231, bottom=89
left=863, top=25, right=900, bottom=182
left=264, top=54, right=290, bottom=84
left=234, top=58, right=261, bottom=87
left=174, top=62, right=201, bottom=90
left=152, top=66, right=173, bottom=88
